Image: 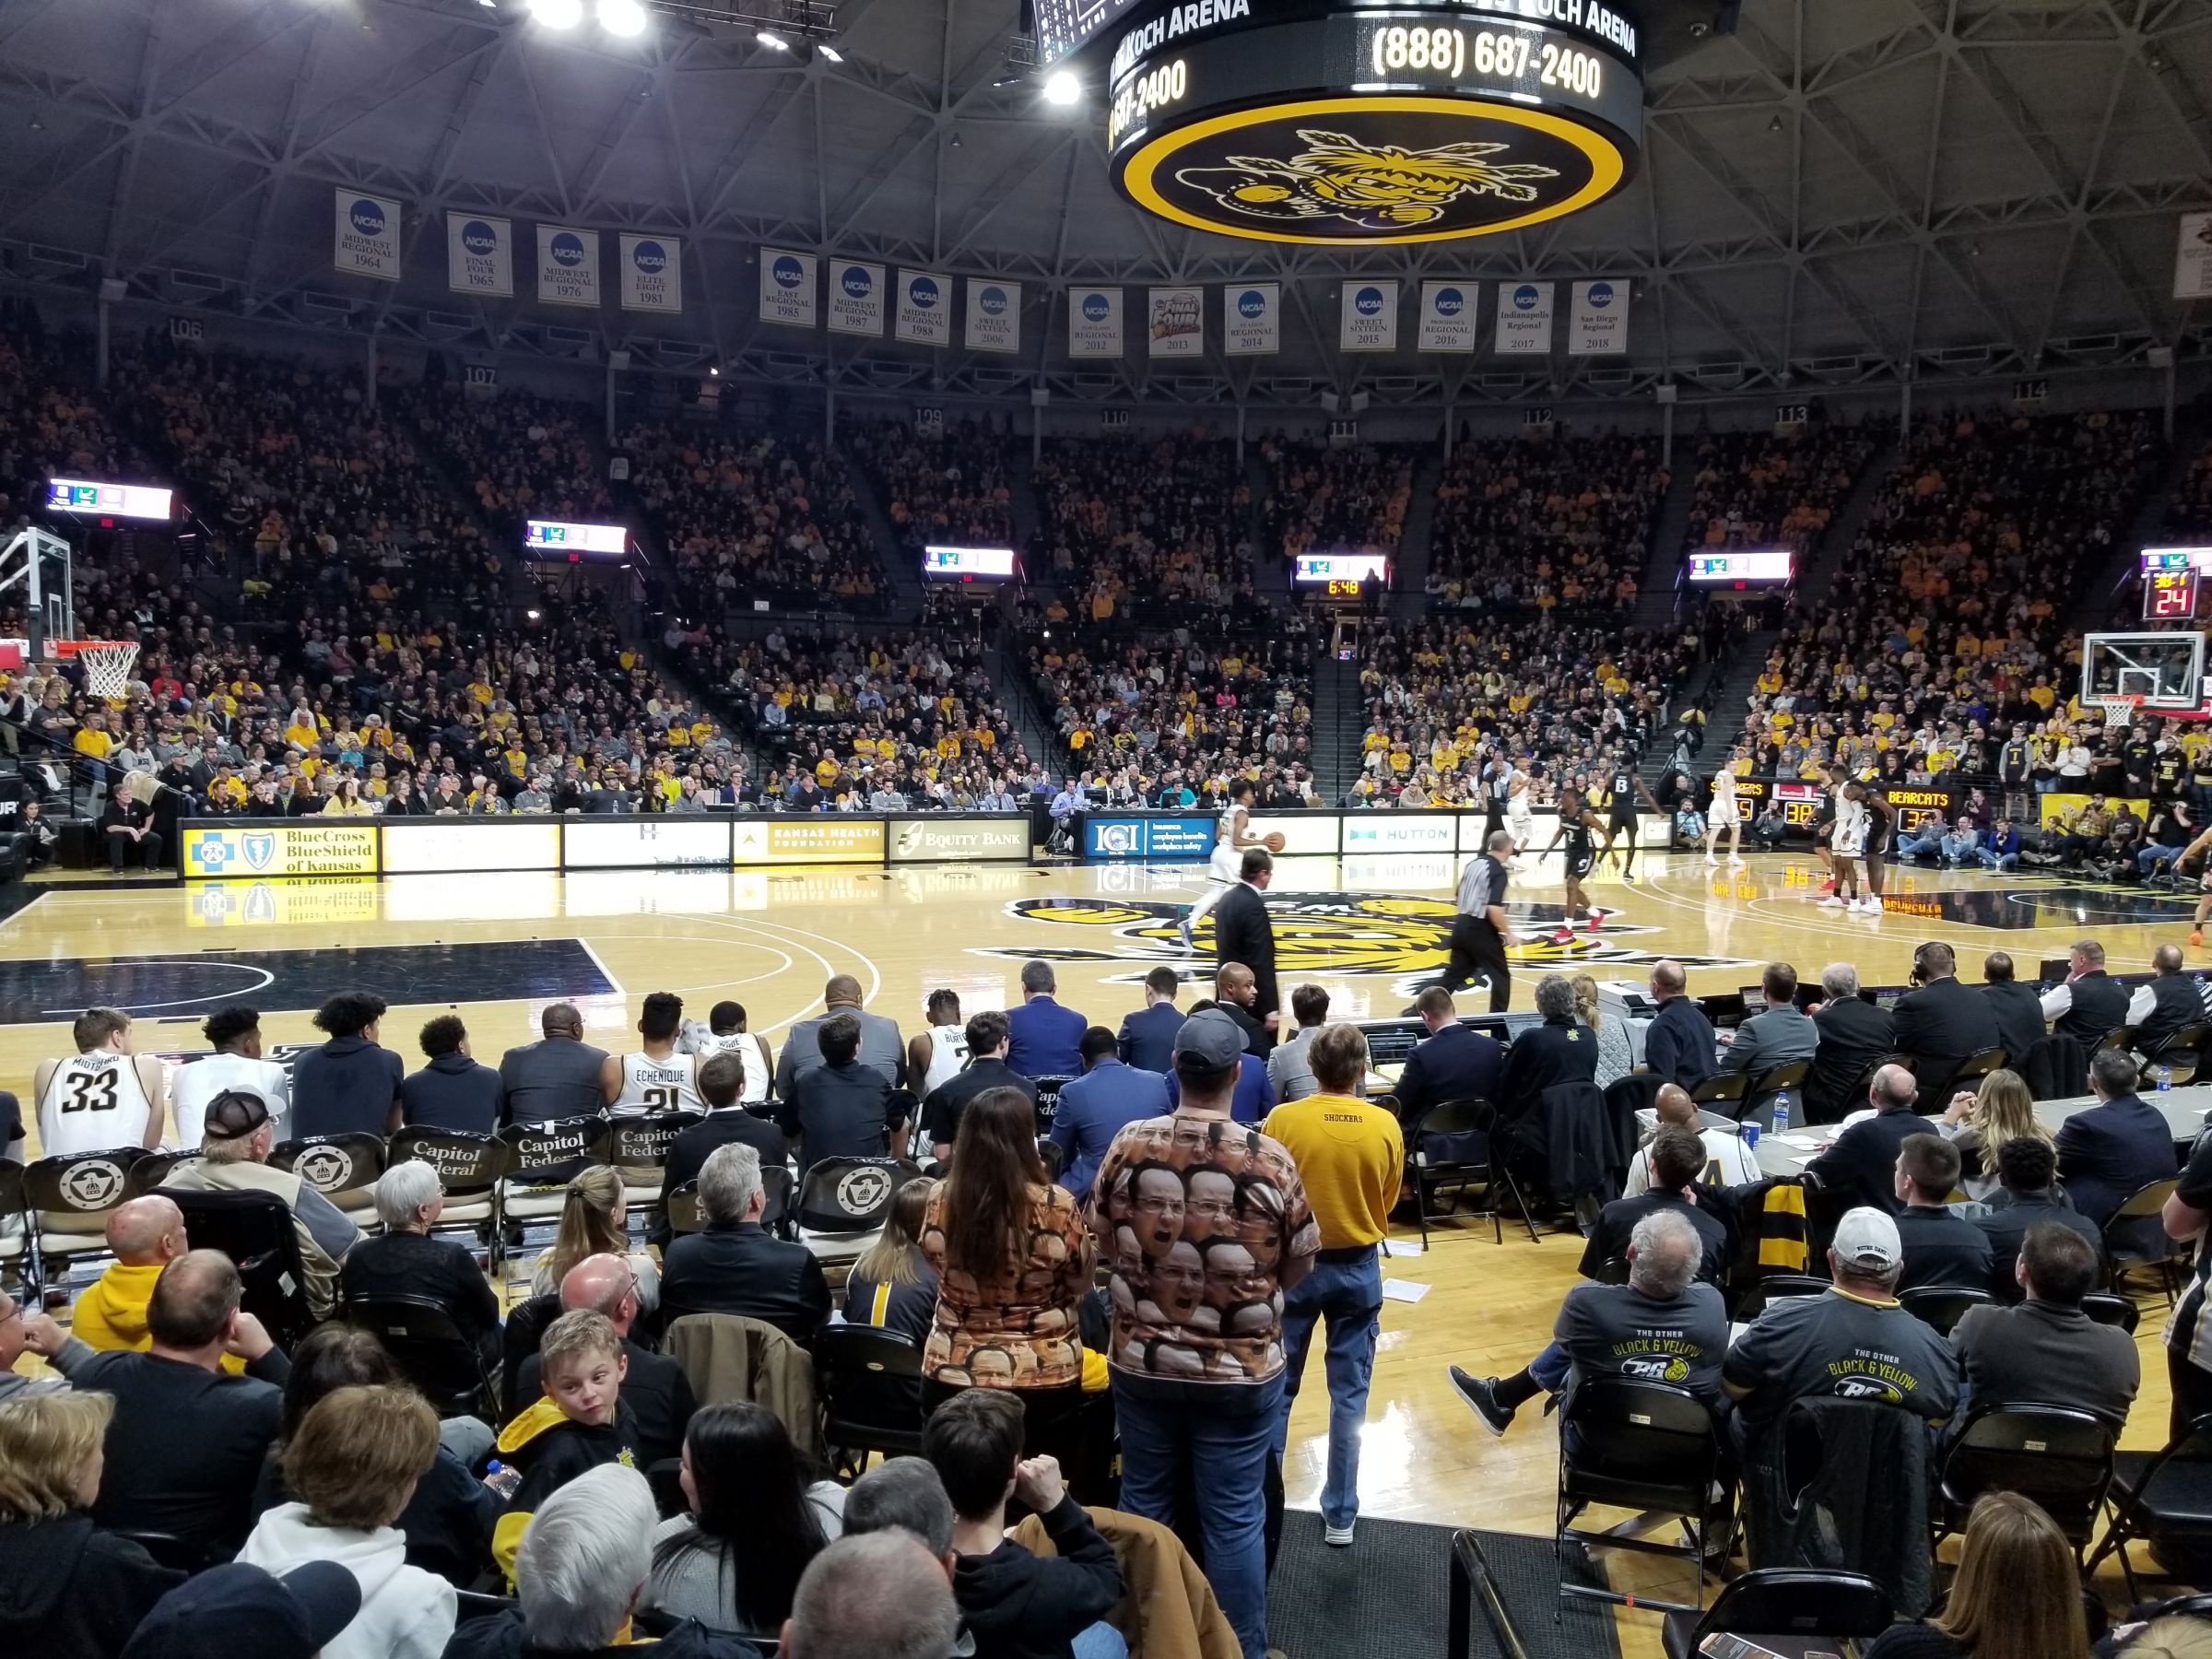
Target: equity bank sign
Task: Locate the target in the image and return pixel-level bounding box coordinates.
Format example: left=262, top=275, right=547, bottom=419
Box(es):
left=183, top=823, right=380, bottom=879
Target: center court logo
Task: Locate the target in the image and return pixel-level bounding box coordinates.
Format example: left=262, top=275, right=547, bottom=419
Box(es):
left=1082, top=292, right=1111, bottom=322
left=632, top=240, right=667, bottom=274
left=977, top=892, right=1756, bottom=988
left=772, top=253, right=805, bottom=288
left=980, top=286, right=1008, bottom=316
left=463, top=219, right=499, bottom=256
left=551, top=232, right=586, bottom=268
left=1238, top=289, right=1267, bottom=319
left=909, top=276, right=940, bottom=309
left=1433, top=287, right=1465, bottom=315
left=348, top=198, right=386, bottom=237
left=841, top=265, right=872, bottom=299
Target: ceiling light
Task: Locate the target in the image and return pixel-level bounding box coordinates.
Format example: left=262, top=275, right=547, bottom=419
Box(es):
left=757, top=29, right=790, bottom=50
left=818, top=43, right=842, bottom=63
left=530, top=0, right=583, bottom=26
left=1043, top=69, right=1081, bottom=105
left=598, top=0, right=647, bottom=35
left=709, top=366, right=720, bottom=376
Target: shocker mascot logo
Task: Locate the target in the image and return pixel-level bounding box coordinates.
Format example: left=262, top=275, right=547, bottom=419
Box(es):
left=1176, top=129, right=1560, bottom=233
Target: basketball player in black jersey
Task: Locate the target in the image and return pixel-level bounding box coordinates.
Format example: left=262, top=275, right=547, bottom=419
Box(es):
left=1596, top=749, right=1663, bottom=880
left=1543, top=786, right=1612, bottom=945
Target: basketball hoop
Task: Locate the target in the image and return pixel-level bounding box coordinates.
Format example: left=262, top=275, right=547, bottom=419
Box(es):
left=2096, top=694, right=2145, bottom=729
left=55, top=640, right=141, bottom=700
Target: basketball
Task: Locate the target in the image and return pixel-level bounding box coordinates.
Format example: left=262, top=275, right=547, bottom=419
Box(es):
left=1265, top=832, right=1287, bottom=853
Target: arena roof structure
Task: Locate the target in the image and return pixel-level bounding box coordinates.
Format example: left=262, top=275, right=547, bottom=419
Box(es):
left=0, top=0, right=2206, bottom=410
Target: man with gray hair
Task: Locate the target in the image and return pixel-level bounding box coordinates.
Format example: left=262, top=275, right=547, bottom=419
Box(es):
left=161, top=1090, right=358, bottom=1318
left=340, top=1159, right=502, bottom=1372
left=447, top=1462, right=756, bottom=1657
left=1806, top=960, right=1896, bottom=1124
left=1006, top=959, right=1087, bottom=1077
left=1803, top=1062, right=1927, bottom=1215
left=842, top=1456, right=957, bottom=1570
left=780, top=1532, right=960, bottom=1659
left=1495, top=974, right=1600, bottom=1119
left=1450, top=1206, right=1729, bottom=1438
left=660, top=1143, right=830, bottom=1343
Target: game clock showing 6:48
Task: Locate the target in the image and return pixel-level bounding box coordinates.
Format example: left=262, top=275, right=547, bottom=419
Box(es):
left=1105, top=0, right=1644, bottom=244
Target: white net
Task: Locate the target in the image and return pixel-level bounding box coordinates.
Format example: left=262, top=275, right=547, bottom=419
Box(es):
left=76, top=641, right=139, bottom=700
left=2095, top=696, right=2142, bottom=729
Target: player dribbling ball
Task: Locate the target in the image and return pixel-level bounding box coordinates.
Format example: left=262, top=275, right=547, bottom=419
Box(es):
left=1265, top=832, right=1287, bottom=853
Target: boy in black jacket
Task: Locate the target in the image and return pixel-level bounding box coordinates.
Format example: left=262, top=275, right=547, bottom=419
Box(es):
left=923, top=1389, right=1124, bottom=1659
left=491, top=1310, right=642, bottom=1582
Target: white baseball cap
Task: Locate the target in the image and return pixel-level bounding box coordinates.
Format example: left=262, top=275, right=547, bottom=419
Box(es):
left=1831, top=1206, right=1902, bottom=1274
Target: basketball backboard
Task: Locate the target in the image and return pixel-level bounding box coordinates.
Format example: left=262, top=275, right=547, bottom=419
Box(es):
left=2082, top=630, right=2208, bottom=715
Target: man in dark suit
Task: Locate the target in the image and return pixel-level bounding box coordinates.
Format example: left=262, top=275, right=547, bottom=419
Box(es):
left=512, top=1253, right=698, bottom=1470
left=1975, top=1136, right=2103, bottom=1300
left=1979, top=951, right=2048, bottom=1066
left=1641, top=960, right=1715, bottom=1091
left=1212, top=964, right=1274, bottom=1055
left=660, top=1142, right=831, bottom=1345
left=1806, top=962, right=1897, bottom=1124
left=1805, top=1063, right=1925, bottom=1215
left=1117, top=966, right=1188, bottom=1073
left=1005, top=960, right=1088, bottom=1077
left=498, top=1003, right=610, bottom=1126
left=1394, top=986, right=1503, bottom=1127
left=1577, top=1126, right=1730, bottom=1283
left=650, top=1053, right=786, bottom=1251
left=2129, top=943, right=2205, bottom=1054
left=1891, top=940, right=2002, bottom=1102
left=1893, top=1133, right=1994, bottom=1291
left=1497, top=973, right=1600, bottom=1114
left=777, top=1011, right=903, bottom=1179
left=1211, top=847, right=1279, bottom=1038
left=2054, top=1047, right=2179, bottom=1231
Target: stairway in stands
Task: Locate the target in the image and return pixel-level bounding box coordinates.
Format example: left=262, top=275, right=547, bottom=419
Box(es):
left=1245, top=451, right=1288, bottom=601
left=1387, top=450, right=1445, bottom=621
left=1311, top=653, right=1364, bottom=806
left=984, top=634, right=1067, bottom=779
left=842, top=453, right=927, bottom=624
left=1626, top=459, right=1699, bottom=635
left=1007, top=445, right=1044, bottom=555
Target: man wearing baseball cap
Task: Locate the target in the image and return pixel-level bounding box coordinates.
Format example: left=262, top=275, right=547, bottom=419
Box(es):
left=1089, top=1008, right=1321, bottom=1659
left=1722, top=1206, right=1959, bottom=1436
left=122, top=1560, right=359, bottom=1659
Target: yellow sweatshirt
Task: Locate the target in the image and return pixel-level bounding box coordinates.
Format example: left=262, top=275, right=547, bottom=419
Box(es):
left=72, top=1262, right=246, bottom=1373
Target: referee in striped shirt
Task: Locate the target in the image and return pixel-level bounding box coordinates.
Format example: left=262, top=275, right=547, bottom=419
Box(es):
left=1443, top=830, right=1518, bottom=1011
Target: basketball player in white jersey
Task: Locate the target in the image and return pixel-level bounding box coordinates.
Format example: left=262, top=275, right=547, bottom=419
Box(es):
left=1823, top=782, right=1872, bottom=912
left=35, top=1006, right=168, bottom=1157
left=1182, top=779, right=1267, bottom=951
left=601, top=990, right=704, bottom=1116
left=907, top=989, right=971, bottom=1098
left=1506, top=759, right=1537, bottom=850
left=680, top=999, right=774, bottom=1106
left=1704, top=757, right=1745, bottom=866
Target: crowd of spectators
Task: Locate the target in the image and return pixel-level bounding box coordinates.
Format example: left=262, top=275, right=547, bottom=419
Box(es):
left=1257, top=432, right=1415, bottom=567
left=0, top=308, right=151, bottom=537
left=846, top=417, right=1015, bottom=557
left=1679, top=421, right=1883, bottom=557
left=1737, top=408, right=2166, bottom=786
left=1027, top=432, right=1253, bottom=629
left=2170, top=434, right=2212, bottom=539
left=397, top=383, right=613, bottom=535
left=1426, top=429, right=1668, bottom=615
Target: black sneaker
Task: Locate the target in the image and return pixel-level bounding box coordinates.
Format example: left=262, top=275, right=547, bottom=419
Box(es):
left=1448, top=1367, right=1515, bottom=1437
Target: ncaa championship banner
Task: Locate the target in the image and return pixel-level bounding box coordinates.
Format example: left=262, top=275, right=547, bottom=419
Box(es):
left=897, top=270, right=952, bottom=346
left=1223, top=283, right=1279, bottom=356
left=1147, top=287, right=1203, bottom=358
left=759, top=250, right=818, bottom=328
left=535, top=226, right=601, bottom=308
left=619, top=233, right=681, bottom=314
left=1340, top=279, right=1398, bottom=352
left=446, top=212, right=512, bottom=297
left=1068, top=288, right=1124, bottom=359
left=334, top=190, right=402, bottom=282
left=828, top=260, right=887, bottom=336
left=2178, top=211, right=2212, bottom=301
left=1495, top=280, right=1555, bottom=355
left=1418, top=281, right=1477, bottom=352
left=1569, top=278, right=1628, bottom=355
left=965, top=278, right=1021, bottom=353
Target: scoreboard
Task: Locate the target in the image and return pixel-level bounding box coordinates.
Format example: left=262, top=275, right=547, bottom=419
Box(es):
left=2142, top=547, right=2210, bottom=621
left=1686, top=548, right=1793, bottom=588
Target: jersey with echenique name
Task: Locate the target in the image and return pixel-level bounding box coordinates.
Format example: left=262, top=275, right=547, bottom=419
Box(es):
left=610, top=1050, right=703, bottom=1117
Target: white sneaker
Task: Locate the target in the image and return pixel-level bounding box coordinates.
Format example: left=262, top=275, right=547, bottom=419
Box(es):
left=1818, top=896, right=1847, bottom=908
left=1324, top=1520, right=1356, bottom=1547
left=1864, top=895, right=1884, bottom=912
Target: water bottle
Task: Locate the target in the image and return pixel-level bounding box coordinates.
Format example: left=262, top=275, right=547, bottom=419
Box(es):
left=483, top=1459, right=524, bottom=1500
left=1772, top=1090, right=1792, bottom=1135
left=2159, top=1069, right=2173, bottom=1093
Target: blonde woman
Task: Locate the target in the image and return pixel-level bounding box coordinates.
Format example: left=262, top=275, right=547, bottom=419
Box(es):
left=1942, top=1068, right=2053, bottom=1198
left=1865, top=1491, right=2084, bottom=1659
left=1570, top=972, right=1632, bottom=1088
left=0, top=1391, right=182, bottom=1653
left=529, top=1164, right=661, bottom=1310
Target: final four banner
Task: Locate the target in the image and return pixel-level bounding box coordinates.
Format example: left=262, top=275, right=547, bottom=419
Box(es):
left=896, top=270, right=951, bottom=346
left=1147, top=288, right=1203, bottom=358
left=1568, top=278, right=1628, bottom=355
left=1068, top=288, right=1124, bottom=359
left=1495, top=280, right=1555, bottom=355
left=535, top=225, right=601, bottom=309
left=446, top=212, right=512, bottom=298
left=828, top=260, right=886, bottom=336
left=619, top=233, right=681, bottom=314
left=1417, top=281, right=1477, bottom=352
left=334, top=190, right=402, bottom=282
left=966, top=278, right=1021, bottom=353
left=1340, top=279, right=1398, bottom=352
left=759, top=250, right=818, bottom=328
left=1223, top=283, right=1279, bottom=356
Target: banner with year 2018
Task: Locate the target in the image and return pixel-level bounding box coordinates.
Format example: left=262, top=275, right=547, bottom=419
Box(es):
left=334, top=191, right=403, bottom=281
left=1568, top=278, right=1629, bottom=355
left=618, top=233, right=681, bottom=314
left=446, top=212, right=513, bottom=297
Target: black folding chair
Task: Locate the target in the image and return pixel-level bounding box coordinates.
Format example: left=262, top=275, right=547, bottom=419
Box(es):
left=1557, top=1379, right=1726, bottom=1614
left=1937, top=1403, right=2117, bottom=1561
left=1659, top=1568, right=1890, bottom=1659
left=501, top=1292, right=562, bottom=1422
left=606, top=1112, right=703, bottom=1233
left=495, top=1118, right=612, bottom=1276
left=1948, top=1047, right=2011, bottom=1092
left=1030, top=1076, right=1073, bottom=1134
left=1688, top=1072, right=1750, bottom=1115
left=386, top=1126, right=507, bottom=1240
left=1037, top=1136, right=1065, bottom=1182
left=813, top=1324, right=925, bottom=1479
left=1406, top=1098, right=1535, bottom=1247
left=169, top=1185, right=315, bottom=1352
left=25, top=1146, right=147, bottom=1281
left=2144, top=1025, right=2212, bottom=1088
left=122, top=1148, right=201, bottom=1198
left=2088, top=1413, right=2212, bottom=1602
left=2104, top=1178, right=2185, bottom=1302
left=794, top=1156, right=924, bottom=1265
left=271, top=1132, right=388, bottom=1228
left=1900, top=1285, right=1993, bottom=1336
left=1748, top=1274, right=1830, bottom=1316
left=2082, top=1291, right=2140, bottom=1334
left=1739, top=1058, right=1811, bottom=1132
left=0, top=1159, right=27, bottom=1296
left=342, top=1292, right=498, bottom=1420
left=115, top=1529, right=221, bottom=1574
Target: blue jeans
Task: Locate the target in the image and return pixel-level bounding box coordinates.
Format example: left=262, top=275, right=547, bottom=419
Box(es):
left=1529, top=1340, right=1571, bottom=1393
left=1975, top=847, right=2020, bottom=872
left=1112, top=1371, right=1286, bottom=1659
left=1072, top=1623, right=1128, bottom=1659
left=1275, top=1250, right=1383, bottom=1529
left=2143, top=844, right=2184, bottom=876
left=1896, top=830, right=1943, bottom=861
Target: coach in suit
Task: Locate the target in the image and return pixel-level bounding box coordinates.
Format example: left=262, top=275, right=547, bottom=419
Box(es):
left=1005, top=959, right=1088, bottom=1077
left=1806, top=963, right=1898, bottom=1124
left=1980, top=952, right=2048, bottom=1065
left=1117, top=966, right=1189, bottom=1073
left=1718, top=962, right=1818, bottom=1077
left=1641, top=960, right=1715, bottom=1091
left=661, top=1144, right=830, bottom=1345
left=1394, top=986, right=1503, bottom=1127
left=650, top=1053, right=786, bottom=1251
left=1891, top=941, right=2002, bottom=1103
left=2055, top=1048, right=2179, bottom=1230
left=1804, top=1064, right=1925, bottom=1215
left=779, top=973, right=906, bottom=1096
left=1212, top=847, right=1280, bottom=1037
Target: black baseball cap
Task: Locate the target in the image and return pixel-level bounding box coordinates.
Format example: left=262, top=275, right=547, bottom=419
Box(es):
left=203, top=1088, right=272, bottom=1141
left=122, top=1562, right=359, bottom=1659
left=1171, top=1008, right=1245, bottom=1076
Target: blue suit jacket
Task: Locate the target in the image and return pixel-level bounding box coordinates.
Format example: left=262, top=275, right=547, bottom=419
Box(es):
left=2055, top=1094, right=2179, bottom=1228
left=1394, top=1023, right=1505, bottom=1125
left=1050, top=1060, right=1172, bottom=1199
left=1643, top=997, right=1717, bottom=1091
left=1006, top=996, right=1088, bottom=1078
left=1117, top=1003, right=1188, bottom=1074
left=1167, top=1055, right=1277, bottom=1124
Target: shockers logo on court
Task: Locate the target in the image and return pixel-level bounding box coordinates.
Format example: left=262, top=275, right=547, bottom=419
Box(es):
left=975, top=892, right=1755, bottom=989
